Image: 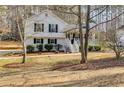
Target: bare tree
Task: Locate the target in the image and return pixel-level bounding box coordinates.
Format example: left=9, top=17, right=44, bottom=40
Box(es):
left=16, top=6, right=27, bottom=63
left=84, top=5, right=90, bottom=62
left=106, top=27, right=124, bottom=59
left=50, top=5, right=124, bottom=62
left=78, top=5, right=86, bottom=63
left=105, top=6, right=124, bottom=60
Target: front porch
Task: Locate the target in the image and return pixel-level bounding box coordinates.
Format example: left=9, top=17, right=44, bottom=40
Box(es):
left=64, top=29, right=100, bottom=53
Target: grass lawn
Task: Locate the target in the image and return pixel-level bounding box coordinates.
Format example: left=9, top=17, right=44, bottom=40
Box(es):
left=0, top=53, right=80, bottom=70
left=0, top=52, right=124, bottom=87
left=0, top=52, right=115, bottom=70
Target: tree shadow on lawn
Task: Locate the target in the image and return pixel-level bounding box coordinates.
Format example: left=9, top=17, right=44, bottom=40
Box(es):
left=29, top=72, right=124, bottom=87
left=2, top=56, right=124, bottom=78
left=52, top=57, right=124, bottom=71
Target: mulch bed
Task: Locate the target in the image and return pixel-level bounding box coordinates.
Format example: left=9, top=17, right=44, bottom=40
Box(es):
left=1, top=52, right=65, bottom=57
left=3, top=62, right=36, bottom=68
left=52, top=58, right=124, bottom=71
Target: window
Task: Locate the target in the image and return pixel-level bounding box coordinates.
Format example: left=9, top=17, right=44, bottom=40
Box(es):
left=49, top=24, right=58, bottom=32
left=34, top=38, right=44, bottom=44
left=34, top=23, right=44, bottom=32
left=48, top=39, right=57, bottom=44
left=36, top=39, right=41, bottom=43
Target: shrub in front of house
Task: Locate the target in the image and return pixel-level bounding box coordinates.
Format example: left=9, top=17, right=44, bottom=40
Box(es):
left=44, top=44, right=53, bottom=51
left=88, top=45, right=101, bottom=51
left=36, top=44, right=43, bottom=52
left=94, top=46, right=101, bottom=51
left=54, top=44, right=63, bottom=51
left=26, top=45, right=35, bottom=53
left=79, top=45, right=101, bottom=52
left=88, top=46, right=93, bottom=51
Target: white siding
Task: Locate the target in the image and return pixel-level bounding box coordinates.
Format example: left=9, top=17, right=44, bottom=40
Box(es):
left=25, top=10, right=79, bottom=52
left=25, top=11, right=67, bottom=38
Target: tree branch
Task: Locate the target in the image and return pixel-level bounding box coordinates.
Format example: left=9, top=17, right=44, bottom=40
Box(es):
left=90, top=6, right=106, bottom=13
left=90, top=6, right=109, bottom=20
left=69, top=5, right=78, bottom=16
left=48, top=7, right=78, bottom=16
left=89, top=11, right=124, bottom=30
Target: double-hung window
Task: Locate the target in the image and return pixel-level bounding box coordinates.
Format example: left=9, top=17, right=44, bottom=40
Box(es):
left=49, top=24, right=58, bottom=32
left=48, top=39, right=57, bottom=44
left=34, top=23, right=44, bottom=32
left=34, top=38, right=44, bottom=44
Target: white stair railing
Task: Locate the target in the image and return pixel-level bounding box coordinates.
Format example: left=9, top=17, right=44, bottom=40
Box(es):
left=73, top=40, right=79, bottom=52
left=64, top=39, right=73, bottom=52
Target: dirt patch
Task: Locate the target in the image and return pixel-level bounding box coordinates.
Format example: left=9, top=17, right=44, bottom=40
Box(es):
left=3, top=62, right=36, bottom=68
left=53, top=58, right=124, bottom=71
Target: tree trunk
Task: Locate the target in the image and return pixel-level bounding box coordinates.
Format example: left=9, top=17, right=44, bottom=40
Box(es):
left=17, top=19, right=26, bottom=64
left=22, top=32, right=27, bottom=63
left=115, top=52, right=121, bottom=60
left=84, top=5, right=90, bottom=62
left=78, top=5, right=86, bottom=64
left=16, top=6, right=27, bottom=64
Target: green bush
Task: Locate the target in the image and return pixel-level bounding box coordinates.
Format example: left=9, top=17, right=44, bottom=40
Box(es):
left=79, top=46, right=91, bottom=52
left=79, top=45, right=101, bottom=52
left=88, top=46, right=93, bottom=51
left=36, top=44, right=43, bottom=52
left=94, top=46, right=101, bottom=51
left=27, top=45, right=34, bottom=53
left=44, top=44, right=53, bottom=51
left=88, top=45, right=101, bottom=51
left=55, top=44, right=63, bottom=51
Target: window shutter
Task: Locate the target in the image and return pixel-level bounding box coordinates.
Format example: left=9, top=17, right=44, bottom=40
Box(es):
left=49, top=24, right=51, bottom=32
left=34, top=23, right=36, bottom=32
left=41, top=39, right=43, bottom=44
left=42, top=24, right=44, bottom=32
left=73, top=33, right=75, bottom=38
left=56, top=24, right=58, bottom=32
left=55, top=39, right=57, bottom=44
left=34, top=38, right=36, bottom=44
left=48, top=39, right=50, bottom=44
left=71, top=39, right=74, bottom=44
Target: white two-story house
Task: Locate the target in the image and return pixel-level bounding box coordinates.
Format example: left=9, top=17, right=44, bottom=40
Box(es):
left=25, top=10, right=98, bottom=53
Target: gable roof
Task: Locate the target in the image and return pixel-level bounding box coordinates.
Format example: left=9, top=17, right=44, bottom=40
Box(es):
left=26, top=10, right=68, bottom=25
